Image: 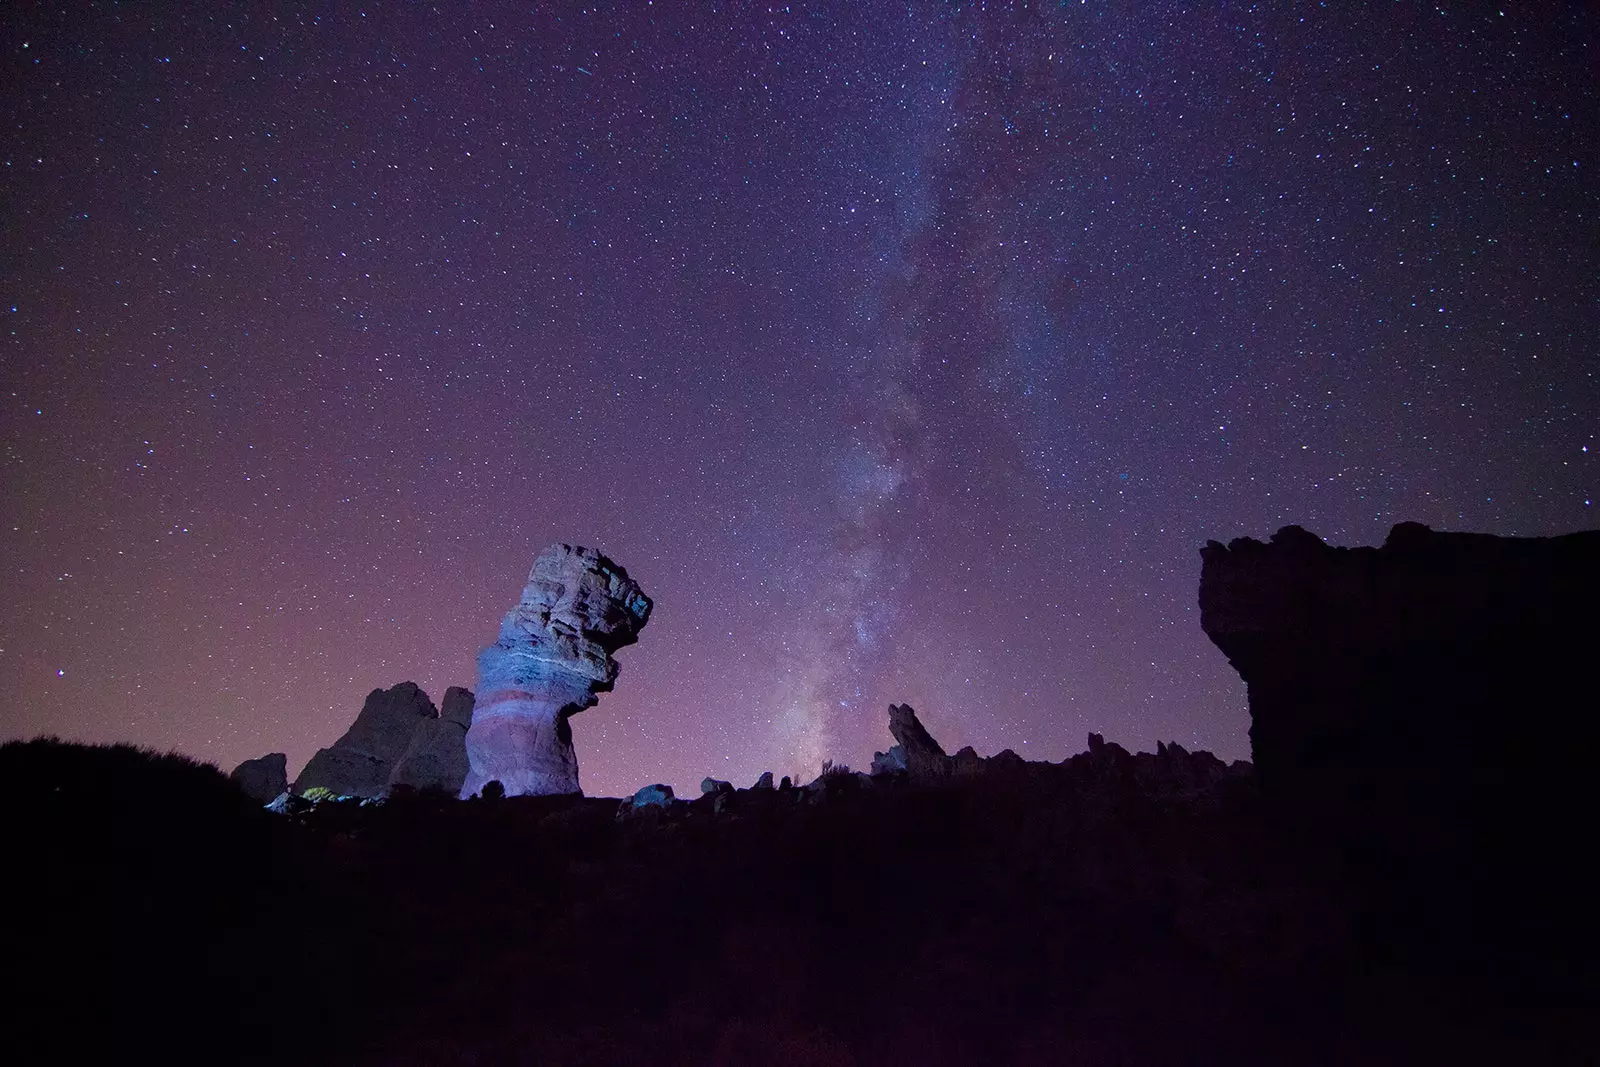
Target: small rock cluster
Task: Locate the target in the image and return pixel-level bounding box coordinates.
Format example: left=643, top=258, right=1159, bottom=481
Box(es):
left=613, top=703, right=1245, bottom=822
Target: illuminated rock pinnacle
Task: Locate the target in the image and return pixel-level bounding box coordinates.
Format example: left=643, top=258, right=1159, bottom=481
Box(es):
left=460, top=544, right=652, bottom=798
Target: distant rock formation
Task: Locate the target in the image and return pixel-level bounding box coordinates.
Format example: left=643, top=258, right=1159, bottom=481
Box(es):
left=887, top=703, right=949, bottom=780
left=1200, top=522, right=1600, bottom=959
left=863, top=705, right=1240, bottom=796
left=293, top=682, right=439, bottom=797
left=388, top=686, right=474, bottom=795
left=950, top=745, right=984, bottom=776
left=229, top=752, right=287, bottom=804
left=461, top=544, right=652, bottom=798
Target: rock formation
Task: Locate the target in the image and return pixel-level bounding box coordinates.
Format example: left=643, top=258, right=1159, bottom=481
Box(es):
left=1200, top=522, right=1600, bottom=962
left=388, top=686, right=474, bottom=795
left=628, top=783, right=674, bottom=809
left=293, top=682, right=439, bottom=798
left=229, top=752, right=288, bottom=804
left=869, top=745, right=906, bottom=776
left=887, top=703, right=949, bottom=780
left=1200, top=523, right=1600, bottom=825
left=461, top=544, right=652, bottom=798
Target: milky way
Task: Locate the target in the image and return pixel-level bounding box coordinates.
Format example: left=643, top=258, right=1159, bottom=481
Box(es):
left=3, top=6, right=1594, bottom=796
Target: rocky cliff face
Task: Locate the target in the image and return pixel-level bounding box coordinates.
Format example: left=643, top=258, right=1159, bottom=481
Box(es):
left=1199, top=522, right=1600, bottom=963
left=461, top=544, right=652, bottom=798
left=388, top=686, right=474, bottom=795
left=293, top=682, right=439, bottom=797
left=229, top=752, right=287, bottom=804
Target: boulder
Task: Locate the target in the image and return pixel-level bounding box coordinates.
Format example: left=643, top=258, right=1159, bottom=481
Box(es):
left=870, top=745, right=906, bottom=776
left=701, top=777, right=733, bottom=795
left=752, top=771, right=774, bottom=790
left=629, top=783, right=674, bottom=809
left=229, top=752, right=288, bottom=804
left=461, top=545, right=652, bottom=798
left=293, top=682, right=437, bottom=798
left=264, top=791, right=309, bottom=816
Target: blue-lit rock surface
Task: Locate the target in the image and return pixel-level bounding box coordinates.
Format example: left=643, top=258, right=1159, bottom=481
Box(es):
left=461, top=544, right=652, bottom=798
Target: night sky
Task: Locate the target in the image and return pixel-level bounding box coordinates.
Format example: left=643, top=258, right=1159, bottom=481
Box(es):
left=4, top=5, right=1595, bottom=798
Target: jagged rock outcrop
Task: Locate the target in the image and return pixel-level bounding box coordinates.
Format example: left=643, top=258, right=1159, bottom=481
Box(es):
left=887, top=704, right=949, bottom=780
left=461, top=544, right=652, bottom=798
left=869, top=745, right=906, bottom=776
left=618, top=783, right=675, bottom=818
left=229, top=752, right=288, bottom=804
left=1200, top=522, right=1600, bottom=962
left=294, top=682, right=438, bottom=798
left=388, top=686, right=474, bottom=795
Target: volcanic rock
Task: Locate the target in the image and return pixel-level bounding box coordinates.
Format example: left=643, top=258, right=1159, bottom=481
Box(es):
left=1200, top=523, right=1600, bottom=827
left=461, top=544, right=652, bottom=798
left=229, top=752, right=288, bottom=804
left=887, top=704, right=950, bottom=780
left=628, top=783, right=674, bottom=809
left=293, top=682, right=437, bottom=798
left=869, top=745, right=906, bottom=776
left=951, top=745, right=984, bottom=776
left=439, top=685, right=475, bottom=728
left=389, top=686, right=474, bottom=795
left=1199, top=521, right=1600, bottom=964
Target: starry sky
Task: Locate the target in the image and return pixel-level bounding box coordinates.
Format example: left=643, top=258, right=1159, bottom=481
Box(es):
left=3, top=4, right=1595, bottom=797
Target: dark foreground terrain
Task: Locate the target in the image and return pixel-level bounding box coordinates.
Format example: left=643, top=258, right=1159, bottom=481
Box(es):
left=1, top=733, right=1587, bottom=1067
left=8, top=523, right=1595, bottom=1065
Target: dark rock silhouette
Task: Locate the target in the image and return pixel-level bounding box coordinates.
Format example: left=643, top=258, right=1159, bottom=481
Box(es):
left=388, top=685, right=473, bottom=795
left=1200, top=521, right=1600, bottom=990
left=462, top=544, right=652, bottom=798
left=229, top=751, right=287, bottom=803
left=951, top=744, right=984, bottom=776
left=292, top=681, right=438, bottom=797
left=887, top=703, right=949, bottom=780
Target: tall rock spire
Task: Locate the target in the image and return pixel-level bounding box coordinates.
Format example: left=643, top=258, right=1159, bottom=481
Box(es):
left=461, top=544, right=652, bottom=797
